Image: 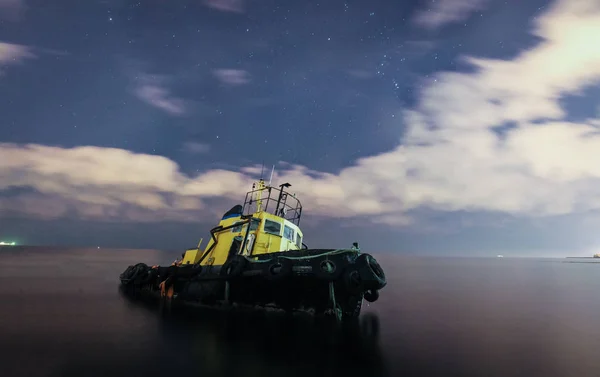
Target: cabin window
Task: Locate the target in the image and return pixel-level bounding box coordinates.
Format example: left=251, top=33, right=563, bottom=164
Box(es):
left=296, top=233, right=302, bottom=248
left=231, top=218, right=260, bottom=233
left=231, top=222, right=244, bottom=233
left=283, top=225, right=294, bottom=241
left=264, top=219, right=281, bottom=236
left=249, top=218, right=260, bottom=231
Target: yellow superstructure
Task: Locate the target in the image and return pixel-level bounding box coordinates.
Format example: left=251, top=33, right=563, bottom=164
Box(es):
left=181, top=178, right=305, bottom=267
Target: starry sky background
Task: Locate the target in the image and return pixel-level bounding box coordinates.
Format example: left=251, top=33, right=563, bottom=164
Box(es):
left=1, top=0, right=600, bottom=256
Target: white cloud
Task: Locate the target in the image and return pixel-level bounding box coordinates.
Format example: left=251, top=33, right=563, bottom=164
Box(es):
left=0, top=41, right=35, bottom=73
left=2, top=0, right=600, bottom=228
left=0, top=0, right=25, bottom=20
left=213, top=69, right=251, bottom=85
left=182, top=141, right=211, bottom=155
left=394, top=0, right=600, bottom=217
left=204, top=0, right=244, bottom=13
left=0, top=0, right=23, bottom=9
left=0, top=142, right=408, bottom=223
left=0, top=143, right=240, bottom=222
left=412, top=0, right=490, bottom=29
left=132, top=74, right=187, bottom=116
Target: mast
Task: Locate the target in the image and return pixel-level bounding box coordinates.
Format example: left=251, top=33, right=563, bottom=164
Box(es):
left=260, top=162, right=265, bottom=180
left=254, top=178, right=266, bottom=214
left=251, top=162, right=267, bottom=214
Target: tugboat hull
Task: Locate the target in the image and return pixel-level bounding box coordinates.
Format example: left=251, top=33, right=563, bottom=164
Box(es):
left=119, top=248, right=386, bottom=321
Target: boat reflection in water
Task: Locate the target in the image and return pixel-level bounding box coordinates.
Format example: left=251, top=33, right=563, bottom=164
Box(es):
left=117, top=286, right=386, bottom=377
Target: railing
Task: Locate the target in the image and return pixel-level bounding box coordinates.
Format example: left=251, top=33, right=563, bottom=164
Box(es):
left=242, top=185, right=303, bottom=226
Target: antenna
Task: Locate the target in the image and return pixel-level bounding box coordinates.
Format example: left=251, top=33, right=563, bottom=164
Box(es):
left=260, top=161, right=265, bottom=180
left=268, top=165, right=275, bottom=186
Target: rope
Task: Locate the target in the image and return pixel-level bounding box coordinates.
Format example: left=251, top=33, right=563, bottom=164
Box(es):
left=280, top=249, right=353, bottom=260
left=244, top=248, right=359, bottom=263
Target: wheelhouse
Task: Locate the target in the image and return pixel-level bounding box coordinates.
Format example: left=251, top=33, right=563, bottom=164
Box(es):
left=231, top=179, right=306, bottom=255
left=181, top=178, right=307, bottom=267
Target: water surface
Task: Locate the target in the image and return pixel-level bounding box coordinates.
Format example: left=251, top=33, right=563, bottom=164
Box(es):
left=1, top=247, right=599, bottom=377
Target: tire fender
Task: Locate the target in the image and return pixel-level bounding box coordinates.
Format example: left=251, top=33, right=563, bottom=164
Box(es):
left=221, top=255, right=248, bottom=278
left=356, top=254, right=386, bottom=290
left=265, top=258, right=293, bottom=280
left=313, top=258, right=340, bottom=281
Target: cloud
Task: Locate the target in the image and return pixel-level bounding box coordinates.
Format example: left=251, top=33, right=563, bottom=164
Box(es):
left=203, top=0, right=244, bottom=13
left=396, top=0, right=600, bottom=217
left=2, top=0, right=600, bottom=230
left=132, top=74, right=187, bottom=116
left=213, top=69, right=251, bottom=85
left=0, top=0, right=25, bottom=20
left=0, top=41, right=35, bottom=72
left=0, top=143, right=236, bottom=222
left=0, top=0, right=23, bottom=9
left=182, top=141, right=211, bottom=154
left=0, top=142, right=411, bottom=224
left=412, top=0, right=490, bottom=29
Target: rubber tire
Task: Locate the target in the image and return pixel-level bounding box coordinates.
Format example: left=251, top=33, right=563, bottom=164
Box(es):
left=356, top=254, right=386, bottom=290
left=120, top=263, right=148, bottom=285
left=312, top=258, right=342, bottom=281
left=220, top=255, right=248, bottom=278
left=264, top=258, right=293, bottom=281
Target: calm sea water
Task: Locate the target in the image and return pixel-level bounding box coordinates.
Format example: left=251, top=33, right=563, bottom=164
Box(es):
left=1, top=247, right=599, bottom=377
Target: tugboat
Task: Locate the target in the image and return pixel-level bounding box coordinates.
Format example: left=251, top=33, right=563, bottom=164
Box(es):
left=119, top=177, right=387, bottom=322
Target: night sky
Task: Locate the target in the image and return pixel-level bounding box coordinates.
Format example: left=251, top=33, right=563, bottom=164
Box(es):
left=1, top=0, right=600, bottom=256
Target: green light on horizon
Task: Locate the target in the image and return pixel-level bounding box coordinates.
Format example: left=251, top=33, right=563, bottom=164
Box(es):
left=0, top=241, right=16, bottom=246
